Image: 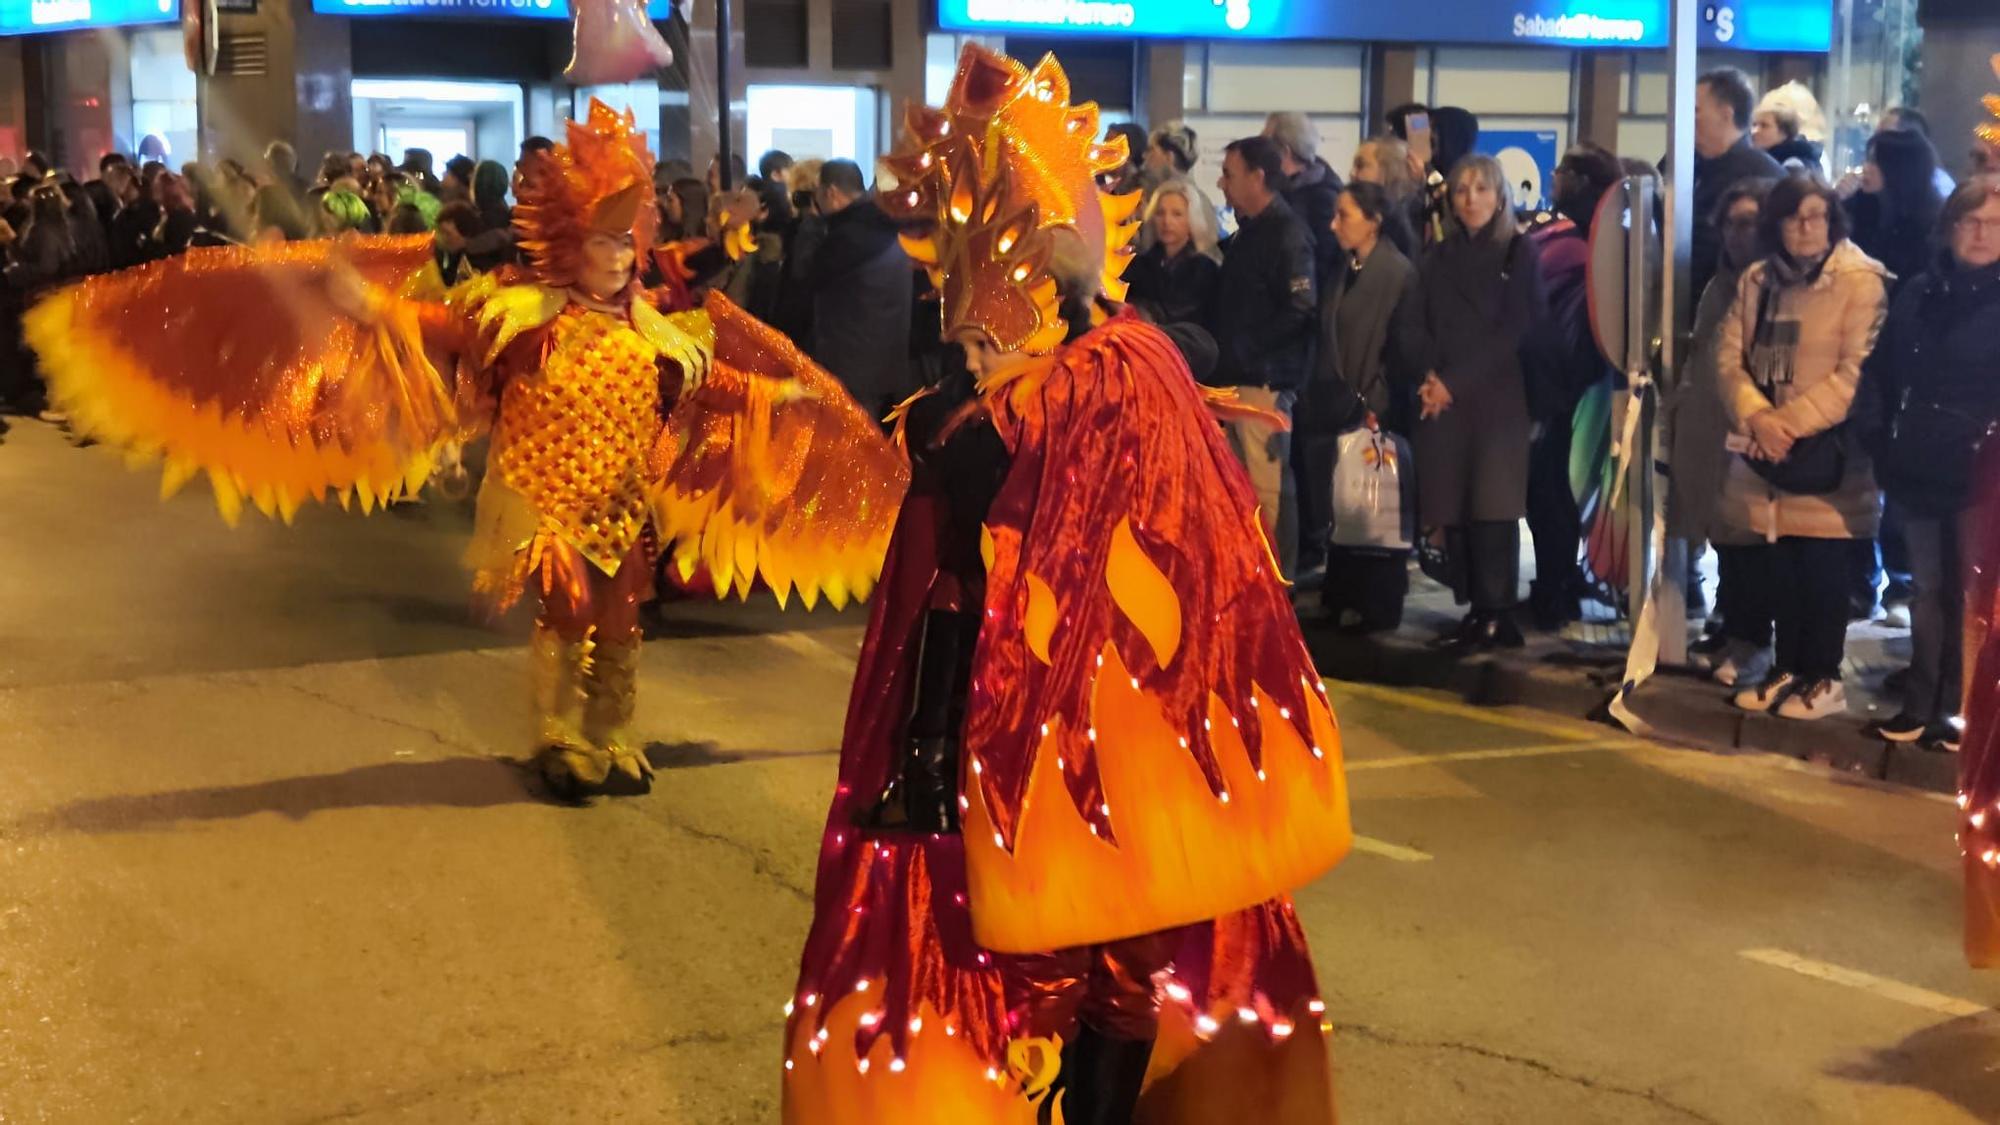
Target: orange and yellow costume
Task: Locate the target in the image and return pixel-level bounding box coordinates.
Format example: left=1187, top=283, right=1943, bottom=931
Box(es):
left=781, top=47, right=1350, bottom=1123
left=23, top=101, right=907, bottom=798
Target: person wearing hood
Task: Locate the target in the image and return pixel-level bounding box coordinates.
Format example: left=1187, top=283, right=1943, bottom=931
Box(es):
left=1850, top=180, right=2000, bottom=751
left=804, top=158, right=914, bottom=420
left=1845, top=127, right=1945, bottom=295
left=1263, top=111, right=1344, bottom=284
left=1716, top=175, right=1889, bottom=722
left=1752, top=82, right=1827, bottom=174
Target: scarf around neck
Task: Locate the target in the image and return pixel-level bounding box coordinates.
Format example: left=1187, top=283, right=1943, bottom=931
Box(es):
left=1747, top=247, right=1831, bottom=396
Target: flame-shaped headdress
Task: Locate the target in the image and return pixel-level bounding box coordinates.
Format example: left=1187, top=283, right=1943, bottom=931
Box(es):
left=1980, top=54, right=2000, bottom=148
left=514, top=98, right=658, bottom=290
left=882, top=46, right=1142, bottom=356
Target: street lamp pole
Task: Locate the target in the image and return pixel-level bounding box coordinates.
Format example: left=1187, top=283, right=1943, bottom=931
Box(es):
left=715, top=0, right=734, bottom=190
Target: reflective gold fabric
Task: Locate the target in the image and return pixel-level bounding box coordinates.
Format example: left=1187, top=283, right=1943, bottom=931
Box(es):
left=490, top=305, right=663, bottom=575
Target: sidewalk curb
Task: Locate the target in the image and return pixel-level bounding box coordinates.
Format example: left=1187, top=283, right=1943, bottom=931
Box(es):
left=1303, top=622, right=1960, bottom=796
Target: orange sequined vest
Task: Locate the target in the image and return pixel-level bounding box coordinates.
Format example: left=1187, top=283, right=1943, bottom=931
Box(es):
left=490, top=305, right=664, bottom=574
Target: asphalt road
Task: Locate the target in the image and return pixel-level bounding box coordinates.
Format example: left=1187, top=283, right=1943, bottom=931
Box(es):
left=2, top=419, right=1996, bottom=1124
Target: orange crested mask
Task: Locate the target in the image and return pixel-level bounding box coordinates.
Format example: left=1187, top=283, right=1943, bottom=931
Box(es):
left=514, top=98, right=658, bottom=290
left=881, top=45, right=1141, bottom=357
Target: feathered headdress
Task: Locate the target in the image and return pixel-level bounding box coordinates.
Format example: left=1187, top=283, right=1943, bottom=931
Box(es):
left=513, top=98, right=657, bottom=290
left=881, top=45, right=1141, bottom=356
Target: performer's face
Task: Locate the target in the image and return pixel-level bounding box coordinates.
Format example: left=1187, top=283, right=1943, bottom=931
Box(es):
left=578, top=231, right=637, bottom=301
left=954, top=330, right=1000, bottom=381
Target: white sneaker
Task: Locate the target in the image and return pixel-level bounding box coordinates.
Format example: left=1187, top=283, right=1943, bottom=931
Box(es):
left=1734, top=671, right=1799, bottom=713
left=1712, top=642, right=1773, bottom=688
left=1776, top=678, right=1847, bottom=721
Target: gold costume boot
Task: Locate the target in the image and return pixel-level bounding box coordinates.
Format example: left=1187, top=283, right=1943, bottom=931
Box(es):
left=531, top=624, right=612, bottom=797
left=584, top=633, right=651, bottom=791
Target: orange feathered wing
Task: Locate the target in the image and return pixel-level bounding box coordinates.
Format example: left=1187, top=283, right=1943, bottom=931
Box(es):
left=649, top=291, right=910, bottom=609
left=22, top=236, right=456, bottom=524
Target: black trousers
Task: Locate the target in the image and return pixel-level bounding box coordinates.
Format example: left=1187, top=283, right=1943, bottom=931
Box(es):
left=1466, top=519, right=1521, bottom=614
left=1526, top=417, right=1581, bottom=616
left=1903, top=514, right=1968, bottom=722
left=1737, top=537, right=1851, bottom=680
left=1715, top=544, right=1774, bottom=647
left=1294, top=427, right=1340, bottom=574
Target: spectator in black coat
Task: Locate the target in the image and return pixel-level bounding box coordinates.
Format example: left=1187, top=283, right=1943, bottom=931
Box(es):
left=1214, top=135, right=1318, bottom=578
left=1845, top=128, right=1945, bottom=295
left=103, top=161, right=161, bottom=269
left=1414, top=154, right=1544, bottom=652
left=1852, top=180, right=2000, bottom=749
left=1692, top=68, right=1785, bottom=297
left=1264, top=111, right=1344, bottom=286
left=804, top=159, right=915, bottom=421
left=1122, top=178, right=1220, bottom=330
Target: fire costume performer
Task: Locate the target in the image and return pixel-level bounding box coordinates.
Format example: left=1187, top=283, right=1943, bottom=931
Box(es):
left=23, top=102, right=906, bottom=799
left=781, top=47, right=1351, bottom=1123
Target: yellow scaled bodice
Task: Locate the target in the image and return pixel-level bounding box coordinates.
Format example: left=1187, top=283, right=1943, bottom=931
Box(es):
left=490, top=305, right=664, bottom=575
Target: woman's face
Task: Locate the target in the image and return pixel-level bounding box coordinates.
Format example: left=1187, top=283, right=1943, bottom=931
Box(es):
left=1861, top=158, right=1885, bottom=195
left=1779, top=193, right=1833, bottom=260
left=1152, top=191, right=1192, bottom=254
left=664, top=190, right=684, bottom=226
left=1332, top=192, right=1380, bottom=253
left=1721, top=197, right=1762, bottom=269
left=1750, top=111, right=1784, bottom=151
left=1452, top=175, right=1500, bottom=235
left=1950, top=193, right=2000, bottom=270
left=1144, top=141, right=1174, bottom=174
left=1351, top=145, right=1382, bottom=186
left=577, top=231, right=636, bottom=301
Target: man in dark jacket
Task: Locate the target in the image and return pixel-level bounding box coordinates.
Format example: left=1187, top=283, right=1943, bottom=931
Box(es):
left=1216, top=136, right=1318, bottom=578
left=102, top=161, right=160, bottom=269
left=805, top=159, right=915, bottom=421
left=1264, top=112, right=1343, bottom=286
left=1691, top=68, right=1783, bottom=296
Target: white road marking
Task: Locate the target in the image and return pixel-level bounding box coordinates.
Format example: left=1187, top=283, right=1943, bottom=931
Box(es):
left=1346, top=740, right=1633, bottom=772
left=1350, top=835, right=1434, bottom=862
left=1740, top=948, right=1994, bottom=1018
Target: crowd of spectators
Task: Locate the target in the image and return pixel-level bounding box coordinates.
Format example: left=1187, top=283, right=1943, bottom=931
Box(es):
left=4, top=66, right=1999, bottom=746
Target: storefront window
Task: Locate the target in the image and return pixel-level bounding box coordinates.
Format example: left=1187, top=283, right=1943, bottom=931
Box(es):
left=575, top=83, right=661, bottom=162
left=745, top=84, right=880, bottom=172
left=128, top=27, right=195, bottom=166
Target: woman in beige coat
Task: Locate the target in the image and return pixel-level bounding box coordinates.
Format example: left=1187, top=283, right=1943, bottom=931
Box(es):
left=1716, top=175, right=1890, bottom=721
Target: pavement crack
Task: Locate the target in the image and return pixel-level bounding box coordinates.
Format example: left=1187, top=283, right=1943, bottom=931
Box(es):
left=617, top=803, right=814, bottom=904
left=1340, top=1022, right=1722, bottom=1124
left=271, top=680, right=486, bottom=759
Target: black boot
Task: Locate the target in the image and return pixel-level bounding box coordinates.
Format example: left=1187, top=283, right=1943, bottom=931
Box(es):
left=1054, top=1025, right=1154, bottom=1125
left=1430, top=611, right=1489, bottom=652
left=1467, top=519, right=1523, bottom=644
left=862, top=609, right=976, bottom=835
left=866, top=735, right=961, bottom=833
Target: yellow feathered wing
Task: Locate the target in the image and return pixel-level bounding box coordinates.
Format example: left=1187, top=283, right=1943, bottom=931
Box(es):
left=21, top=236, right=458, bottom=524
left=649, top=291, right=910, bottom=609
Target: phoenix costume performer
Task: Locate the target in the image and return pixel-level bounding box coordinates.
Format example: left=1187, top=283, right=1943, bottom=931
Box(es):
left=24, top=102, right=906, bottom=798
left=781, top=47, right=1352, bottom=1124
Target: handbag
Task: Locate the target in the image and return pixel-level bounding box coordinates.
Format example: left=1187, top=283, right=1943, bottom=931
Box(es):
left=1747, top=424, right=1847, bottom=495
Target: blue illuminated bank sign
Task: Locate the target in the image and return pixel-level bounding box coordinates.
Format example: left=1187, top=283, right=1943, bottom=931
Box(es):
left=0, top=0, right=174, bottom=34
left=311, top=0, right=672, bottom=19
left=937, top=0, right=1834, bottom=52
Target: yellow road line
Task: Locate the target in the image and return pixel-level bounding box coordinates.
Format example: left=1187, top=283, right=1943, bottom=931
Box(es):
left=1351, top=835, right=1434, bottom=862
left=1740, top=949, right=1994, bottom=1018
left=1345, top=739, right=1637, bottom=772
left=1327, top=678, right=1631, bottom=744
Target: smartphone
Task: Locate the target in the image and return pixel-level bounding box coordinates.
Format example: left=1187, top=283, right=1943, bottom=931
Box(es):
left=1407, top=113, right=1434, bottom=168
